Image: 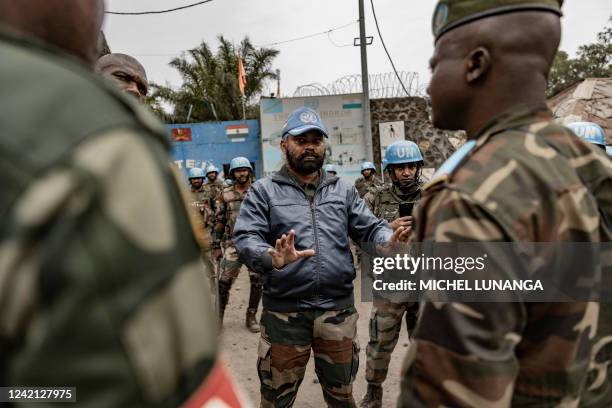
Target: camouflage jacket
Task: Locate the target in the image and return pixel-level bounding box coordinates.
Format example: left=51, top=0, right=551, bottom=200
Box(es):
left=189, top=185, right=216, bottom=251
left=207, top=178, right=225, bottom=199
left=355, top=176, right=383, bottom=198
left=191, top=185, right=215, bottom=228
left=0, top=31, right=218, bottom=407
left=214, top=183, right=249, bottom=248
left=400, top=105, right=612, bottom=407
left=364, top=184, right=421, bottom=223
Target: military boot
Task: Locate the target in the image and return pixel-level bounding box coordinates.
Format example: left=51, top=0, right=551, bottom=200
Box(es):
left=245, top=308, right=260, bottom=333
left=358, top=384, right=383, bottom=408
left=218, top=280, right=231, bottom=330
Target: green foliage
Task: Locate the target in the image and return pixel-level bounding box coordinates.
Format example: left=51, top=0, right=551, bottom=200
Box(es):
left=149, top=36, right=279, bottom=123
left=547, top=17, right=612, bottom=97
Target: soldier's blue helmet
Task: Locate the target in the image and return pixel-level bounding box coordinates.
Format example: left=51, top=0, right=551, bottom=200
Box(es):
left=229, top=157, right=253, bottom=174
left=323, top=164, right=338, bottom=174
left=188, top=167, right=205, bottom=179
left=206, top=164, right=219, bottom=175
left=281, top=107, right=328, bottom=139
left=361, top=161, right=376, bottom=173
left=383, top=140, right=424, bottom=171
left=568, top=122, right=606, bottom=146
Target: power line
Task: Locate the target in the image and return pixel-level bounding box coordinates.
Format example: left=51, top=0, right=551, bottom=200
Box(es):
left=106, top=0, right=214, bottom=15
left=369, top=0, right=410, bottom=96
left=128, top=20, right=358, bottom=57
left=327, top=31, right=353, bottom=48
left=256, top=20, right=358, bottom=47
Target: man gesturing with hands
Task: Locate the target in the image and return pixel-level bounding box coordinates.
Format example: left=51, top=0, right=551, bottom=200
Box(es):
left=234, top=107, right=408, bottom=407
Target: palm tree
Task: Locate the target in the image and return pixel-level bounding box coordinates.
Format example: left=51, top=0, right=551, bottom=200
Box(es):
left=150, top=36, right=279, bottom=123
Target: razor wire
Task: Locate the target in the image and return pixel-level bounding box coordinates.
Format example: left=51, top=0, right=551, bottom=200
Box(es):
left=293, top=71, right=425, bottom=99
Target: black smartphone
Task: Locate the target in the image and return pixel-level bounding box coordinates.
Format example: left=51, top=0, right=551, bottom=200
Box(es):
left=399, top=202, right=414, bottom=218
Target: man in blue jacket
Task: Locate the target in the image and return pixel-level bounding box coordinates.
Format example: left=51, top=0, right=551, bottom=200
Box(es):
left=234, top=107, right=409, bottom=407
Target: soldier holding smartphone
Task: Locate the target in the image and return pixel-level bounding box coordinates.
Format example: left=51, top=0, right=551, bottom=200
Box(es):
left=360, top=140, right=424, bottom=408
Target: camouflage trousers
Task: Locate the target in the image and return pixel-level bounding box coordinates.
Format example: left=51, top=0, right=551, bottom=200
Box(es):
left=201, top=251, right=217, bottom=293
left=220, top=245, right=261, bottom=287
left=365, top=298, right=418, bottom=385
left=257, top=307, right=360, bottom=408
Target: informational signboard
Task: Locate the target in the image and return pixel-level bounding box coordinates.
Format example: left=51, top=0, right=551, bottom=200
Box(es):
left=260, top=94, right=366, bottom=182
left=379, top=120, right=405, bottom=158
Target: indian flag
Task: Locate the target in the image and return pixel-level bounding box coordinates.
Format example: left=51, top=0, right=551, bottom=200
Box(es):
left=226, top=124, right=249, bottom=142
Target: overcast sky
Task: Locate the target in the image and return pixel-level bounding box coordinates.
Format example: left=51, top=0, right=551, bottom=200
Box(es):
left=104, top=0, right=611, bottom=99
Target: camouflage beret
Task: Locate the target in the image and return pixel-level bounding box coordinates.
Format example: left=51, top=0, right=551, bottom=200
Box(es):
left=433, top=0, right=563, bottom=41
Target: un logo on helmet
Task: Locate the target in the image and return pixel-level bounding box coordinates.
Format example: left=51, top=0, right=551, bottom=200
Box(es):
left=300, top=111, right=318, bottom=124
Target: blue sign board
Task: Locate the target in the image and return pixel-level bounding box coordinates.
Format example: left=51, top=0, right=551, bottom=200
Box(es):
left=167, top=119, right=262, bottom=180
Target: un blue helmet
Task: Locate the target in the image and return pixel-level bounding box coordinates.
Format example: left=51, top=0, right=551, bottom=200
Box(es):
left=229, top=157, right=253, bottom=175
left=383, top=140, right=424, bottom=172
left=281, top=107, right=328, bottom=139
left=568, top=122, right=606, bottom=147
left=188, top=167, right=205, bottom=179
left=323, top=164, right=338, bottom=174
left=361, top=161, right=376, bottom=174
left=206, top=164, right=219, bottom=175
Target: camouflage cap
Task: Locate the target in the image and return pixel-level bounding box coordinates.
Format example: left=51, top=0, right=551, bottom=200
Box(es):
left=433, top=0, right=563, bottom=41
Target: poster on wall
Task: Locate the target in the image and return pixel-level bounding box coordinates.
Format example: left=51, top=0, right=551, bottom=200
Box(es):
left=260, top=94, right=366, bottom=182
left=379, top=121, right=405, bottom=157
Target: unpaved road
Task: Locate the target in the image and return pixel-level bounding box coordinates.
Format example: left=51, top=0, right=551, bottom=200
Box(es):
left=220, top=267, right=409, bottom=407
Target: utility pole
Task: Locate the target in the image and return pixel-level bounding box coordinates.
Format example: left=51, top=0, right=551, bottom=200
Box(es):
left=358, top=0, right=373, bottom=162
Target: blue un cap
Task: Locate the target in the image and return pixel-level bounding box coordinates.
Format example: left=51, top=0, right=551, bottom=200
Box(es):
left=281, top=107, right=328, bottom=139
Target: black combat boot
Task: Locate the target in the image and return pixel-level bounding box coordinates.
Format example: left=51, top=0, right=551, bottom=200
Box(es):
left=218, top=280, right=231, bottom=329
left=358, top=384, right=383, bottom=408
left=246, top=278, right=262, bottom=333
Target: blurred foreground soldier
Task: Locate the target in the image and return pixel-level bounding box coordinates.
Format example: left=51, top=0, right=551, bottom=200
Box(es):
left=0, top=1, right=244, bottom=406
left=355, top=161, right=382, bottom=198
left=400, top=1, right=612, bottom=406
left=233, top=107, right=409, bottom=407
left=323, top=163, right=338, bottom=177
left=567, top=121, right=607, bottom=151
left=214, top=157, right=263, bottom=333
left=95, top=52, right=148, bottom=101
left=359, top=140, right=424, bottom=408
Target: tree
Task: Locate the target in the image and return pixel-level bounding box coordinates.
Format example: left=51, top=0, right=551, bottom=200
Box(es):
left=547, top=17, right=612, bottom=97
left=150, top=36, right=279, bottom=123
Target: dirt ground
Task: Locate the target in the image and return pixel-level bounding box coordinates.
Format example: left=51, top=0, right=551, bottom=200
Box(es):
left=220, top=266, right=410, bottom=408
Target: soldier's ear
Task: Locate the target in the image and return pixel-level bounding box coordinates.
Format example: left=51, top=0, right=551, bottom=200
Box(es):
left=465, top=46, right=490, bottom=84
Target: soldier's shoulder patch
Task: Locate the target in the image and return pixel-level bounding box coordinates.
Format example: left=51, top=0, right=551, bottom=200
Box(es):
left=424, top=140, right=477, bottom=192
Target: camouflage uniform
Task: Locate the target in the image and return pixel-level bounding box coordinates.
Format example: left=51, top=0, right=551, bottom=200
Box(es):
left=214, top=183, right=263, bottom=325
left=258, top=307, right=360, bottom=408
left=207, top=178, right=225, bottom=199
left=355, top=176, right=382, bottom=199
left=400, top=105, right=612, bottom=407
left=0, top=29, right=219, bottom=406
left=190, top=184, right=216, bottom=287
left=361, top=184, right=421, bottom=399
